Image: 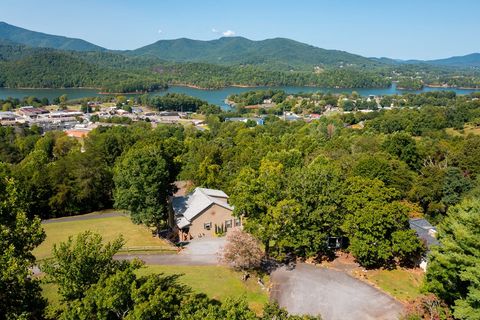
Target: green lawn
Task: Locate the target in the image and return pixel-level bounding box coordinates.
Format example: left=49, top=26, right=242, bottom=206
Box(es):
left=41, top=282, right=60, bottom=308
left=138, top=265, right=269, bottom=314
left=34, top=212, right=176, bottom=260
left=365, top=268, right=424, bottom=302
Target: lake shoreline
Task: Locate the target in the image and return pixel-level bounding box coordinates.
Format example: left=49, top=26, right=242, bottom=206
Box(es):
left=1, top=84, right=479, bottom=109
left=5, top=83, right=478, bottom=94
left=0, top=82, right=393, bottom=92
left=0, top=86, right=102, bottom=90
left=425, top=84, right=480, bottom=90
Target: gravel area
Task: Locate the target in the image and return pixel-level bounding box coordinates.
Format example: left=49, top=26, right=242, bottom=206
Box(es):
left=270, top=263, right=404, bottom=320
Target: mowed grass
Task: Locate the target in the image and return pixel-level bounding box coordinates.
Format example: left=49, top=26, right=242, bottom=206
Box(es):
left=365, top=268, right=424, bottom=302
left=138, top=265, right=269, bottom=314
left=41, top=282, right=60, bottom=307
left=34, top=212, right=176, bottom=260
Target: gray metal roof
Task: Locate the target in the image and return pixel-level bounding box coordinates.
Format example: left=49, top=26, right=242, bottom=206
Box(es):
left=409, top=218, right=440, bottom=248
left=195, top=187, right=228, bottom=198
left=172, top=187, right=233, bottom=229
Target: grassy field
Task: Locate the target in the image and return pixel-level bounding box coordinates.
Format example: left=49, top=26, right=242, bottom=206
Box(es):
left=138, top=265, right=269, bottom=314
left=446, top=125, right=480, bottom=137
left=41, top=282, right=60, bottom=307
left=34, top=211, right=176, bottom=260
left=364, top=268, right=424, bottom=302
left=41, top=265, right=268, bottom=314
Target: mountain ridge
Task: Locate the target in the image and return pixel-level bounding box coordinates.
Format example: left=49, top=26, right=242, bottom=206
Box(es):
left=0, top=21, right=106, bottom=52
left=128, top=36, right=382, bottom=70
left=425, top=53, right=480, bottom=68
left=0, top=21, right=479, bottom=69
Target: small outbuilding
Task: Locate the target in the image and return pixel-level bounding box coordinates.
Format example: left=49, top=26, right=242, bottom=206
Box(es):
left=409, top=218, right=440, bottom=271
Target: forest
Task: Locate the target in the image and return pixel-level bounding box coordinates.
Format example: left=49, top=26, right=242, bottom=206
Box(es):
left=3, top=42, right=480, bottom=92
left=1, top=90, right=480, bottom=318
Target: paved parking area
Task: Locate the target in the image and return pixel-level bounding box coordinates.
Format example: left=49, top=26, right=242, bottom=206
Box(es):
left=116, top=237, right=226, bottom=265
left=271, top=264, right=403, bottom=320
left=179, top=237, right=226, bottom=256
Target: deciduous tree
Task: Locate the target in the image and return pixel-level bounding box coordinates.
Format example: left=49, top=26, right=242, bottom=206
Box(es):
left=220, top=229, right=263, bottom=271
left=113, top=143, right=171, bottom=230
left=43, top=231, right=128, bottom=301
left=0, top=179, right=46, bottom=319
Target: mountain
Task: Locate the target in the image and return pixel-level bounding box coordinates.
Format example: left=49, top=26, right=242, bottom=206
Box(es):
left=0, top=42, right=390, bottom=91
left=425, top=53, right=480, bottom=68
left=2, top=21, right=480, bottom=70
left=129, top=37, right=383, bottom=70
left=369, top=53, right=480, bottom=68
left=0, top=51, right=105, bottom=88
left=1, top=22, right=479, bottom=91
left=0, top=21, right=105, bottom=52
left=0, top=43, right=168, bottom=92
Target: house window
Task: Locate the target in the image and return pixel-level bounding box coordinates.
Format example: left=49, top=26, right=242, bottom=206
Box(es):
left=204, top=222, right=212, bottom=230
left=234, top=218, right=241, bottom=227
left=225, top=220, right=232, bottom=229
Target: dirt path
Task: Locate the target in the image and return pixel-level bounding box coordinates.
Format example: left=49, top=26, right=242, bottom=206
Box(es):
left=270, top=263, right=404, bottom=320
left=115, top=253, right=218, bottom=265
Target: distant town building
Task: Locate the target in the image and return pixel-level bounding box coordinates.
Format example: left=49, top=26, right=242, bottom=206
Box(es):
left=17, top=106, right=49, bottom=118
left=225, top=117, right=265, bottom=125
left=131, top=107, right=143, bottom=114
left=65, top=128, right=91, bottom=138
left=0, top=111, right=18, bottom=121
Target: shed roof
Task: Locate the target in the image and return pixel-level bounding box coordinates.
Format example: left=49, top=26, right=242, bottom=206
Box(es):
left=409, top=218, right=440, bottom=248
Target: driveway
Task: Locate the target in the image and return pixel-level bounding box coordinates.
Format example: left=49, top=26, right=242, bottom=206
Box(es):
left=271, top=264, right=403, bottom=320
left=179, top=237, right=226, bottom=256
left=115, top=237, right=226, bottom=266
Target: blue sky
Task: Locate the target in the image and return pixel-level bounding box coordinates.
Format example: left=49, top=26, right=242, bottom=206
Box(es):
left=0, top=0, right=477, bottom=59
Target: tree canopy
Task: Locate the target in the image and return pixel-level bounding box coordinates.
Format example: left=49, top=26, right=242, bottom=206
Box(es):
left=424, top=198, right=480, bottom=319
left=0, top=179, right=45, bottom=319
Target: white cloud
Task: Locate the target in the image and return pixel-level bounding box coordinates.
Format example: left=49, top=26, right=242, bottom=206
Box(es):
left=158, top=29, right=162, bottom=34
left=222, top=30, right=235, bottom=37
left=211, top=28, right=218, bottom=33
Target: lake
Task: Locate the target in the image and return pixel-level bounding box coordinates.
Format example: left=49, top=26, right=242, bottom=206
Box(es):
left=0, top=84, right=478, bottom=109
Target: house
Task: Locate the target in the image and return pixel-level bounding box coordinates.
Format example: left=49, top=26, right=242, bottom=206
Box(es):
left=116, top=109, right=129, bottom=115
left=131, top=107, right=143, bottom=114
left=282, top=113, right=302, bottom=121
left=409, top=218, right=440, bottom=271
left=0, top=111, right=17, bottom=121
left=225, top=117, right=264, bottom=126
left=48, top=110, right=83, bottom=119
left=17, top=106, right=49, bottom=118
left=170, top=187, right=241, bottom=241
left=158, top=111, right=182, bottom=123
